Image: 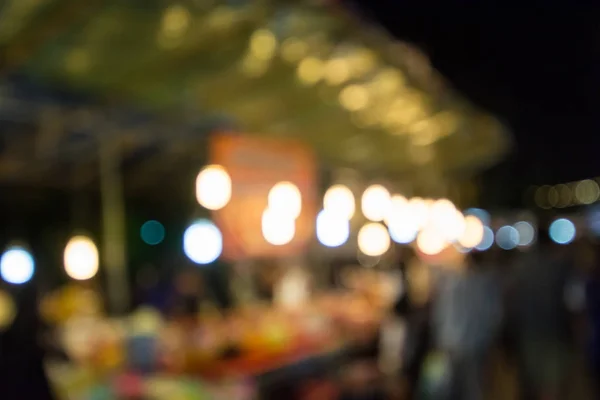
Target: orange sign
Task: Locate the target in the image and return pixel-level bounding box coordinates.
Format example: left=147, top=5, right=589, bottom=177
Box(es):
left=210, top=133, right=317, bottom=260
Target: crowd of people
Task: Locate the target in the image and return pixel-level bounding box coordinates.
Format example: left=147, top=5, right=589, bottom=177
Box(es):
left=387, top=228, right=600, bottom=400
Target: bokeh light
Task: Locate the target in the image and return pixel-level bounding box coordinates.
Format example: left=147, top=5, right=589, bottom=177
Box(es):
left=0, top=290, right=15, bottom=331
left=475, top=226, right=494, bottom=251
left=183, top=220, right=223, bottom=264
left=195, top=165, right=232, bottom=211
left=514, top=221, right=535, bottom=246
left=385, top=195, right=408, bottom=224
left=358, top=223, right=390, bottom=256
left=64, top=236, right=99, bottom=280
left=0, top=246, right=35, bottom=285
left=262, top=208, right=296, bottom=246
left=388, top=196, right=419, bottom=244
left=268, top=181, right=302, bottom=219
left=458, top=215, right=484, bottom=249
left=361, top=184, right=391, bottom=222
left=316, top=209, right=350, bottom=248
left=140, top=220, right=165, bottom=246
left=575, top=179, right=600, bottom=204
left=549, top=218, right=576, bottom=245
left=323, top=184, right=355, bottom=220
left=408, top=197, right=430, bottom=228
left=464, top=208, right=491, bottom=226
left=495, top=226, right=520, bottom=250
left=416, top=228, right=448, bottom=256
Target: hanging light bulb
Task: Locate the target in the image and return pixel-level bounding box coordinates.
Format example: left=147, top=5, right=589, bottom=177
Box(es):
left=195, top=165, right=232, bottom=210
left=361, top=185, right=391, bottom=222
left=0, top=246, right=35, bottom=285
left=64, top=236, right=99, bottom=281
left=323, top=184, right=355, bottom=220
left=183, top=220, right=223, bottom=265
left=316, top=209, right=350, bottom=247
left=268, top=181, right=302, bottom=219
left=262, top=208, right=296, bottom=245
left=358, top=223, right=391, bottom=256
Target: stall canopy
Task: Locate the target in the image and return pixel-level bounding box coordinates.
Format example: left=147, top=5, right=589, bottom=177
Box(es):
left=0, top=0, right=510, bottom=196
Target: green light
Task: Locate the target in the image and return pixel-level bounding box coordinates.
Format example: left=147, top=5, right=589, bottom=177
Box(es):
left=141, top=220, right=165, bottom=246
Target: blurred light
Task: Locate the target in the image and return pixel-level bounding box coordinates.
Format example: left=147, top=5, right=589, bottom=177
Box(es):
left=268, top=181, right=302, bottom=219
left=495, top=226, right=519, bottom=250
left=297, top=57, right=324, bottom=85
left=535, top=185, right=551, bottom=209
left=281, top=38, right=308, bottom=63
left=358, top=223, right=391, bottom=256
left=323, top=184, right=355, bottom=219
left=161, top=5, right=191, bottom=38
left=250, top=29, right=277, bottom=60
left=0, top=247, right=34, bottom=285
left=458, top=215, right=484, bottom=249
left=357, top=252, right=380, bottom=268
left=475, top=226, right=494, bottom=251
left=0, top=290, right=15, bottom=331
left=556, top=184, right=572, bottom=208
left=195, top=165, right=232, bottom=211
left=549, top=218, right=576, bottom=245
left=339, top=84, right=369, bottom=111
left=408, top=197, right=430, bottom=228
left=325, top=59, right=351, bottom=85
left=514, top=221, right=535, bottom=246
left=387, top=195, right=418, bottom=244
left=385, top=195, right=408, bottom=223
left=316, top=210, right=350, bottom=247
left=548, top=187, right=559, bottom=207
left=183, top=220, right=223, bottom=264
left=464, top=208, right=491, bottom=226
left=361, top=184, right=391, bottom=222
left=64, top=236, right=99, bottom=280
left=575, top=179, right=600, bottom=204
left=416, top=228, right=448, bottom=256
left=140, top=220, right=165, bottom=246
left=429, top=199, right=464, bottom=241
left=262, top=208, right=295, bottom=246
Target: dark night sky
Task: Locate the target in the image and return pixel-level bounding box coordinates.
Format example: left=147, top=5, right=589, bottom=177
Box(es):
left=350, top=0, right=600, bottom=207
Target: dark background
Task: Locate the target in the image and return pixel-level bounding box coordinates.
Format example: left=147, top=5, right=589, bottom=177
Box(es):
left=349, top=0, right=600, bottom=208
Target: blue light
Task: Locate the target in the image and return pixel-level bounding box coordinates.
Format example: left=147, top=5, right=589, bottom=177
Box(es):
left=183, top=220, right=222, bottom=265
left=514, top=221, right=535, bottom=246
left=140, top=220, right=165, bottom=246
left=549, top=218, right=576, bottom=245
left=316, top=210, right=350, bottom=247
left=475, top=226, right=494, bottom=251
left=0, top=247, right=35, bottom=284
left=465, top=208, right=491, bottom=226
left=496, top=226, right=519, bottom=250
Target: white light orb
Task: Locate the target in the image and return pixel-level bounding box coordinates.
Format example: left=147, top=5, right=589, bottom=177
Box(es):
left=495, top=226, right=520, bottom=250
left=416, top=228, right=448, bottom=256
left=514, top=221, right=535, bottom=246
left=388, top=199, right=419, bottom=244
left=549, top=218, right=576, bottom=245
left=323, top=184, right=355, bottom=220
left=0, top=247, right=35, bottom=285
left=408, top=197, right=430, bottom=228
left=475, top=227, right=494, bottom=251
left=195, top=165, right=232, bottom=210
left=385, top=195, right=408, bottom=223
left=316, top=209, right=350, bottom=247
left=458, top=215, right=485, bottom=249
left=358, top=222, right=391, bottom=256
left=262, top=208, right=296, bottom=246
left=64, top=236, right=99, bottom=280
left=268, top=181, right=302, bottom=219
left=361, top=185, right=391, bottom=222
left=183, top=220, right=223, bottom=264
